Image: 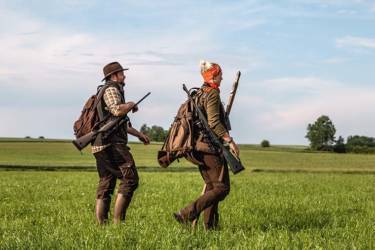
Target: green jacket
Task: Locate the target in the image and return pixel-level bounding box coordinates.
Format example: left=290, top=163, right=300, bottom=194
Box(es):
left=195, top=84, right=228, bottom=138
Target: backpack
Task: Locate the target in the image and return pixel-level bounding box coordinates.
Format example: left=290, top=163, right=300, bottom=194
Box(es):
left=158, top=88, right=203, bottom=168
left=73, top=85, right=108, bottom=139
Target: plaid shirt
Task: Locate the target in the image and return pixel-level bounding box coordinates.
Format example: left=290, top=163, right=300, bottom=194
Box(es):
left=92, top=85, right=131, bottom=154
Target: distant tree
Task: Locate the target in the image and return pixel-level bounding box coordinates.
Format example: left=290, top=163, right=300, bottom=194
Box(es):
left=151, top=125, right=167, bottom=142
left=140, top=124, right=168, bottom=142
left=25, top=136, right=31, bottom=139
left=305, top=115, right=336, bottom=151
left=333, top=136, right=346, bottom=153
left=140, top=124, right=150, bottom=135
left=261, top=140, right=270, bottom=147
left=38, top=136, right=45, bottom=139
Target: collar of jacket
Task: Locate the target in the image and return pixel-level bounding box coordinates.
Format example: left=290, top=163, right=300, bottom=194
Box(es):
left=202, top=82, right=220, bottom=93
left=105, top=80, right=125, bottom=87
left=105, top=80, right=125, bottom=94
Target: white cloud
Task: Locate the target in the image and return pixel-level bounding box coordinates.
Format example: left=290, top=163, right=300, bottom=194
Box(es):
left=1, top=2, right=374, bottom=144
left=336, top=36, right=375, bottom=49
left=0, top=7, right=211, bottom=89
left=0, top=4, right=266, bottom=141
left=0, top=106, right=77, bottom=138
left=246, top=77, right=375, bottom=143
left=322, top=57, right=347, bottom=64
left=262, top=77, right=334, bottom=91
left=337, top=9, right=357, bottom=15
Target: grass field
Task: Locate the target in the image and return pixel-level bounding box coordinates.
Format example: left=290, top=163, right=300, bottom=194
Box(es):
left=0, top=140, right=374, bottom=249
left=1, top=139, right=375, bottom=172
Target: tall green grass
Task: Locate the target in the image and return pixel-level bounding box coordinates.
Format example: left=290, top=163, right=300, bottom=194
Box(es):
left=0, top=140, right=374, bottom=248
left=0, top=171, right=374, bottom=249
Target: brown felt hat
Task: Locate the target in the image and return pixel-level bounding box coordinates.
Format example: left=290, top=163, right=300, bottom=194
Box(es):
left=102, top=62, right=129, bottom=81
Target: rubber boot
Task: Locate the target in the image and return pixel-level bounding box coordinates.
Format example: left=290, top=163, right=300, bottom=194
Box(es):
left=113, top=193, right=131, bottom=224
left=96, top=198, right=110, bottom=225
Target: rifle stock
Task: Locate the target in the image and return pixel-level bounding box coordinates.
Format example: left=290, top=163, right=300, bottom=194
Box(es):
left=72, top=130, right=96, bottom=151
left=72, top=119, right=126, bottom=151
left=183, top=84, right=244, bottom=174
left=72, top=92, right=151, bottom=151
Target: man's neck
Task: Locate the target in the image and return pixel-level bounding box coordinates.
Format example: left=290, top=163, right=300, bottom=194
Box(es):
left=107, top=80, right=124, bottom=86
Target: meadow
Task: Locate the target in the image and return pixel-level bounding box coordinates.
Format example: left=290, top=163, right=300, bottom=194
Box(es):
left=0, top=139, right=374, bottom=249
left=1, top=139, right=375, bottom=172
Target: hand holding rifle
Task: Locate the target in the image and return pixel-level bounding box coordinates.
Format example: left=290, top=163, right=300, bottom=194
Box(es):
left=117, top=101, right=139, bottom=115
left=131, top=104, right=139, bottom=113
left=223, top=136, right=240, bottom=158
left=72, top=92, right=151, bottom=151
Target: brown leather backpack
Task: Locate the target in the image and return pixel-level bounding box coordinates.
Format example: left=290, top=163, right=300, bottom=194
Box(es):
left=73, top=85, right=109, bottom=139
left=158, top=88, right=203, bottom=167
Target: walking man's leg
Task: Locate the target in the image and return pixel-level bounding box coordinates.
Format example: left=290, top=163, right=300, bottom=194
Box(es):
left=94, top=149, right=117, bottom=225
left=176, top=153, right=230, bottom=227
left=95, top=176, right=116, bottom=224
left=113, top=146, right=139, bottom=224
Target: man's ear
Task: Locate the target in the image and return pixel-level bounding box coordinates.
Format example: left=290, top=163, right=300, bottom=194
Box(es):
left=111, top=73, right=117, bottom=81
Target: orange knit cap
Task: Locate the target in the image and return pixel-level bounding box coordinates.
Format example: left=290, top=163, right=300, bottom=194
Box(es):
left=200, top=60, right=222, bottom=88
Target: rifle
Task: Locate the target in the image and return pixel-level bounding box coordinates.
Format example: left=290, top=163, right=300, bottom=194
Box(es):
left=72, top=92, right=151, bottom=151
left=182, top=84, right=244, bottom=174
left=225, top=71, right=241, bottom=131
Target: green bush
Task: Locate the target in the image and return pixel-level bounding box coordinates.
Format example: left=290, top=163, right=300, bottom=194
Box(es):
left=261, top=140, right=270, bottom=147
left=346, top=135, right=375, bottom=154
left=333, top=136, right=346, bottom=153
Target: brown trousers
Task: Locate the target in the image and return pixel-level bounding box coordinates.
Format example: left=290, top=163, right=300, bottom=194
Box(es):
left=180, top=151, right=230, bottom=229
left=94, top=144, right=139, bottom=202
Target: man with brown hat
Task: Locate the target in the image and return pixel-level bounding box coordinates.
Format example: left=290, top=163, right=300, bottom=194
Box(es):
left=173, top=60, right=240, bottom=230
left=92, top=61, right=150, bottom=224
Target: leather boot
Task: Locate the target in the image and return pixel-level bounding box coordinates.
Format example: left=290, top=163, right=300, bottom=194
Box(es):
left=113, top=193, right=131, bottom=224
left=204, top=203, right=219, bottom=230
left=96, top=198, right=110, bottom=225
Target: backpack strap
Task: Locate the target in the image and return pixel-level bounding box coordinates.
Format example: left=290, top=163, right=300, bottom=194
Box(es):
left=94, top=83, right=112, bottom=122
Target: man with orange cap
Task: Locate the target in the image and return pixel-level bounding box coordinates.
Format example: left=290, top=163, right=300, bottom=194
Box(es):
left=173, top=60, right=239, bottom=229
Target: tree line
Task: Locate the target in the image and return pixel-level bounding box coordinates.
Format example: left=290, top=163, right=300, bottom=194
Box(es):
left=140, top=115, right=374, bottom=154
left=305, top=115, right=375, bottom=154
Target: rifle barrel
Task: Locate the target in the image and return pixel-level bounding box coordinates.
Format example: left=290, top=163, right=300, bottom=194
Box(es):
left=135, top=92, right=151, bottom=106
left=225, top=71, right=241, bottom=116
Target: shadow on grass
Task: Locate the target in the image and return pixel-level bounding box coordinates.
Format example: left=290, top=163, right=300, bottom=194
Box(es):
left=0, top=165, right=196, bottom=173
left=231, top=206, right=366, bottom=233
left=230, top=208, right=333, bottom=233
left=258, top=210, right=332, bottom=232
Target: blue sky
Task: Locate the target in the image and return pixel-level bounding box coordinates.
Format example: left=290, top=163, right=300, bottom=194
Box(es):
left=0, top=0, right=374, bottom=144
